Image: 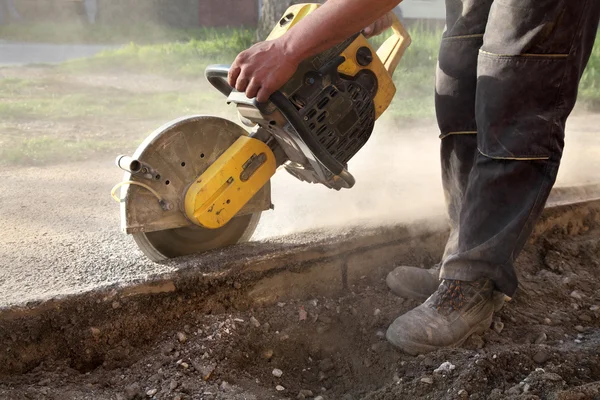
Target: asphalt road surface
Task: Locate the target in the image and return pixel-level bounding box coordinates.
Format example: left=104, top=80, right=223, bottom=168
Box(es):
left=0, top=40, right=116, bottom=66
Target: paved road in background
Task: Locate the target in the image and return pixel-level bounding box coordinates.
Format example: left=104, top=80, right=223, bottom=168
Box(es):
left=0, top=41, right=117, bottom=65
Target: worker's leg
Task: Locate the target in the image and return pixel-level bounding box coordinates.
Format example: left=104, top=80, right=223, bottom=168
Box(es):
left=440, top=0, right=600, bottom=297
left=386, top=0, right=493, bottom=300
left=388, top=0, right=599, bottom=354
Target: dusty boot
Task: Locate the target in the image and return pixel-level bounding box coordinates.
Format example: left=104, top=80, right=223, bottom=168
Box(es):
left=386, top=278, right=505, bottom=355
left=386, top=265, right=440, bottom=301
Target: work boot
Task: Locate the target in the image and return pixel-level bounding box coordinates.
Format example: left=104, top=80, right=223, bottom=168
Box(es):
left=386, top=278, right=505, bottom=355
left=386, top=265, right=440, bottom=301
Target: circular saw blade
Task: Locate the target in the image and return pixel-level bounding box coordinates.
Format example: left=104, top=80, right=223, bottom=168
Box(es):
left=132, top=212, right=261, bottom=262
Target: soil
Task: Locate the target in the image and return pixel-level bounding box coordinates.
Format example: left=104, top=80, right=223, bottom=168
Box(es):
left=1, top=205, right=599, bottom=400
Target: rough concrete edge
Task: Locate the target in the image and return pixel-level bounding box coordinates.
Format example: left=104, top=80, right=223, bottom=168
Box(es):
left=0, top=214, right=448, bottom=319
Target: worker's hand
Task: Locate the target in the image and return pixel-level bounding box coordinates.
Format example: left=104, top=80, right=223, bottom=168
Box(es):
left=363, top=10, right=395, bottom=38
left=228, top=38, right=300, bottom=103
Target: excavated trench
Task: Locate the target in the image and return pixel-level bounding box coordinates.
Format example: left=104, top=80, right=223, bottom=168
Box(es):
left=1, top=186, right=600, bottom=400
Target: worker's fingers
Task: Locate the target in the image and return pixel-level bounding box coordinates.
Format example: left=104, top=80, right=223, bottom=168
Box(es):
left=363, top=25, right=374, bottom=37
left=228, top=65, right=241, bottom=88
left=256, top=87, right=272, bottom=103
left=245, top=79, right=261, bottom=99
left=235, top=76, right=250, bottom=92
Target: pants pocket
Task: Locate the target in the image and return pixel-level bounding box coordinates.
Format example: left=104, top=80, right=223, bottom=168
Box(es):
left=475, top=51, right=567, bottom=160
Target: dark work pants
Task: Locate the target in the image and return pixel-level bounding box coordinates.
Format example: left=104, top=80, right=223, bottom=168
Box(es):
left=436, top=0, right=600, bottom=296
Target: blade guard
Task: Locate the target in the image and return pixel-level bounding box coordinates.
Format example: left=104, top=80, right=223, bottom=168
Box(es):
left=184, top=136, right=276, bottom=229
left=118, top=115, right=272, bottom=234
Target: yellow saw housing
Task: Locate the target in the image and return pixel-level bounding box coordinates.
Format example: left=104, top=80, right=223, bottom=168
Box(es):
left=268, top=3, right=410, bottom=118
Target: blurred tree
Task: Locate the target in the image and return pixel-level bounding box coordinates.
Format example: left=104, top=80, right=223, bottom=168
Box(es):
left=257, top=0, right=324, bottom=40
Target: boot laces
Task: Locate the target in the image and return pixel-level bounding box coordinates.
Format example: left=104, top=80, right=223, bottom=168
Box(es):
left=430, top=279, right=485, bottom=314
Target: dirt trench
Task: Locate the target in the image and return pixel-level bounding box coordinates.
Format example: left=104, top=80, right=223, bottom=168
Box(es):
left=0, top=198, right=599, bottom=400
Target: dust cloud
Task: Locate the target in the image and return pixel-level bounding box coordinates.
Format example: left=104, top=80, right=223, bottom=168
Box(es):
left=255, top=111, right=600, bottom=239
left=254, top=120, right=447, bottom=239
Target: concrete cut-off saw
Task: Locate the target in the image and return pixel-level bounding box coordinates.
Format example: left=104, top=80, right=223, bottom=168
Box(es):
left=112, top=4, right=411, bottom=262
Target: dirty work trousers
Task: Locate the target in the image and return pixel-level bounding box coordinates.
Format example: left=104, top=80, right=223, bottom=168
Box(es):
left=437, top=0, right=600, bottom=296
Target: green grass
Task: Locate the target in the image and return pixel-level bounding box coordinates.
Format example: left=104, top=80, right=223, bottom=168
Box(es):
left=579, top=37, right=600, bottom=110
left=0, top=136, right=133, bottom=165
left=0, top=89, right=220, bottom=121
left=1, top=25, right=599, bottom=167
left=0, top=22, right=253, bottom=45
left=63, top=28, right=255, bottom=75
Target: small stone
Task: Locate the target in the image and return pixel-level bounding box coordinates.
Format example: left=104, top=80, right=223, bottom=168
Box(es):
left=342, top=394, right=355, bottom=400
left=469, top=334, right=485, bottom=349
left=533, top=350, right=549, bottom=364
left=169, top=380, right=178, bottom=391
left=376, top=330, right=386, bottom=338
left=590, top=305, right=599, bottom=311
left=272, top=368, right=283, bottom=378
left=374, top=309, right=381, bottom=316
left=507, top=384, right=522, bottom=395
left=199, top=363, right=216, bottom=380
left=574, top=339, right=583, bottom=343
left=534, top=332, right=547, bottom=344
left=575, top=325, right=586, bottom=333
left=276, top=385, right=285, bottom=391
left=233, top=282, right=242, bottom=289
left=299, top=307, right=308, bottom=321
left=458, top=389, right=468, bottom=399
left=125, top=383, right=142, bottom=400
left=177, top=332, right=187, bottom=343
left=263, top=349, right=274, bottom=360
left=314, top=397, right=325, bottom=400
left=523, top=383, right=531, bottom=393
left=298, top=389, right=313, bottom=397
left=319, top=358, right=334, bottom=372
left=250, top=316, right=261, bottom=328
left=146, top=388, right=158, bottom=397
left=277, top=302, right=286, bottom=307
left=420, top=376, right=433, bottom=384
left=220, top=381, right=232, bottom=391
left=434, top=361, right=456, bottom=373
left=543, top=318, right=552, bottom=325
left=570, top=290, right=584, bottom=300
left=578, top=314, right=592, bottom=322
left=112, top=301, right=121, bottom=309
left=90, top=327, right=101, bottom=338
left=492, top=320, right=504, bottom=334
left=262, top=322, right=271, bottom=332
left=180, top=362, right=189, bottom=369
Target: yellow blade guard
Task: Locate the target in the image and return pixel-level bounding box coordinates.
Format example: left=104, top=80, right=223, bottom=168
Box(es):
left=185, top=136, right=276, bottom=229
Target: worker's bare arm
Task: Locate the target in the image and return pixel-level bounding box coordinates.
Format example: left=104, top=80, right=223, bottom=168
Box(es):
left=228, top=0, right=400, bottom=102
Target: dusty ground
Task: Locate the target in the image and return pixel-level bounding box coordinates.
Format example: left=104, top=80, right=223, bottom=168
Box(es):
left=1, top=65, right=600, bottom=399
left=1, top=202, right=599, bottom=400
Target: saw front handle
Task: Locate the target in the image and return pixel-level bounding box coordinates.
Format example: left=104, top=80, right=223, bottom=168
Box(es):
left=376, top=13, right=412, bottom=76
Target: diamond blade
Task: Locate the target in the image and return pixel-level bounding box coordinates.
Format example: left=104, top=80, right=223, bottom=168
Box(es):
left=132, top=212, right=260, bottom=262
